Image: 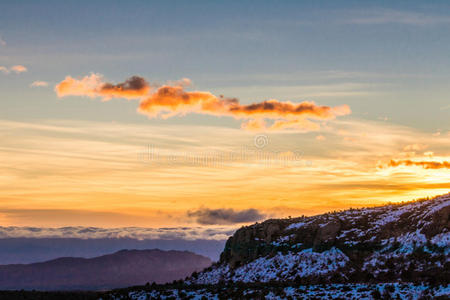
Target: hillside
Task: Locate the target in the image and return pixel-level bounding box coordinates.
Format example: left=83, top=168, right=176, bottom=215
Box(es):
left=107, top=193, right=449, bottom=299
left=0, top=249, right=211, bottom=291
left=189, top=193, right=449, bottom=285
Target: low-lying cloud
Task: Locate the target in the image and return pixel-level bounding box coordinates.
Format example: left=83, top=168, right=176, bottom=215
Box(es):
left=388, top=159, right=450, bottom=169
left=0, top=226, right=234, bottom=241
left=55, top=74, right=351, bottom=131
left=187, top=208, right=266, bottom=225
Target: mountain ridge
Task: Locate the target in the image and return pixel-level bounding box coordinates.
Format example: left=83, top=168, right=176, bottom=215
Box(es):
left=0, top=249, right=212, bottom=291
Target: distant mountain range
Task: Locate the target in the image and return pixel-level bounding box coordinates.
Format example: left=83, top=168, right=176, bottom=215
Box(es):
left=107, top=193, right=450, bottom=299
left=0, top=238, right=225, bottom=264
left=0, top=249, right=211, bottom=291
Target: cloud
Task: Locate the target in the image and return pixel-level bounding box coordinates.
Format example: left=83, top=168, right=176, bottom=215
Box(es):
left=55, top=73, right=150, bottom=100
left=388, top=159, right=450, bottom=170
left=0, top=65, right=27, bottom=74
left=187, top=208, right=266, bottom=225
left=10, top=65, right=27, bottom=73
left=56, top=74, right=351, bottom=131
left=346, top=9, right=450, bottom=26
left=0, top=36, right=5, bottom=46
left=98, top=75, right=151, bottom=99
left=30, top=81, right=49, bottom=87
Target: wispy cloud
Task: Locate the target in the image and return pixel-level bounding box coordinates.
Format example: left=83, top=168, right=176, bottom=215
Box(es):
left=187, top=208, right=266, bottom=225
left=55, top=74, right=351, bottom=132
left=345, top=9, right=450, bottom=26
left=0, top=65, right=28, bottom=74
left=0, top=36, right=5, bottom=47
left=30, top=81, right=49, bottom=87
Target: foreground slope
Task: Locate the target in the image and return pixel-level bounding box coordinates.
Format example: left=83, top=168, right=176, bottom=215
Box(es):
left=0, top=249, right=211, bottom=290
left=188, top=193, right=449, bottom=285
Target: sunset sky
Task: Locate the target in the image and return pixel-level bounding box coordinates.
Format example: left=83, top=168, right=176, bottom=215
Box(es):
left=0, top=1, right=449, bottom=229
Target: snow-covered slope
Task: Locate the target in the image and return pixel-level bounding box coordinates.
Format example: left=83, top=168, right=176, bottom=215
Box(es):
left=110, top=283, right=449, bottom=300
left=188, top=193, right=449, bottom=285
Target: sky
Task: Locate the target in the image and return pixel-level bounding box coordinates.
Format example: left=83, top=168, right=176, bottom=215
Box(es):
left=0, top=1, right=449, bottom=229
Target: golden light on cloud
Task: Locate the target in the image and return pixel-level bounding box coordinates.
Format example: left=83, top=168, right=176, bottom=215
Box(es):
left=388, top=159, right=450, bottom=169
left=55, top=74, right=351, bottom=132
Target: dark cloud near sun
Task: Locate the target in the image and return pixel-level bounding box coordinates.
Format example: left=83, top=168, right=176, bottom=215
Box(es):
left=187, top=208, right=266, bottom=225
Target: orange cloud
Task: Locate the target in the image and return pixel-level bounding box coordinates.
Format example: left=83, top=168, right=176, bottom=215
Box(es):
left=56, top=74, right=351, bottom=131
left=388, top=159, right=450, bottom=169
left=10, top=65, right=27, bottom=73
left=137, top=85, right=351, bottom=128
left=55, top=74, right=150, bottom=100
left=138, top=85, right=224, bottom=117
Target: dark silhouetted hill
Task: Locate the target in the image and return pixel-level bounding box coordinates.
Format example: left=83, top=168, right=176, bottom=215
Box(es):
left=0, top=249, right=211, bottom=290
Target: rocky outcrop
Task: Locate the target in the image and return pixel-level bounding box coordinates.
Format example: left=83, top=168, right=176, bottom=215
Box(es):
left=220, top=219, right=290, bottom=268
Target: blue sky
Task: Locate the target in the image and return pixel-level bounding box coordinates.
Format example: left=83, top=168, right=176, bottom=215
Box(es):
left=1, top=0, right=449, bottom=129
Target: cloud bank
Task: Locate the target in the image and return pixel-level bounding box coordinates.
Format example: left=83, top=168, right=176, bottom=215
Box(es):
left=0, top=226, right=234, bottom=241
left=55, top=74, right=351, bottom=131
left=187, top=208, right=266, bottom=225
